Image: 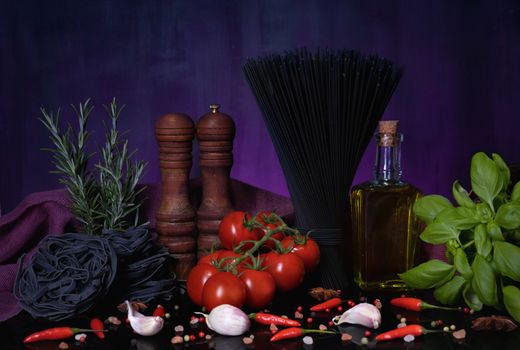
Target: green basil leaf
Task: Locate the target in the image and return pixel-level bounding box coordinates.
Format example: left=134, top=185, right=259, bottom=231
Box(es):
left=413, top=195, right=453, bottom=224
left=454, top=248, right=473, bottom=280
left=493, top=241, right=520, bottom=282
left=492, top=153, right=510, bottom=193
left=471, top=254, right=498, bottom=306
left=435, top=207, right=479, bottom=230
left=471, top=152, right=501, bottom=210
left=495, top=202, right=520, bottom=229
left=420, top=222, right=459, bottom=244
left=452, top=180, right=476, bottom=208
left=399, top=259, right=455, bottom=289
left=474, top=224, right=492, bottom=258
left=463, top=284, right=483, bottom=311
left=512, top=181, right=520, bottom=202
left=476, top=203, right=493, bottom=223
left=487, top=221, right=504, bottom=241
left=434, top=276, right=466, bottom=305
left=503, top=285, right=520, bottom=323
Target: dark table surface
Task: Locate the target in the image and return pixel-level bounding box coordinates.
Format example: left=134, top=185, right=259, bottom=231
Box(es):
left=1, top=283, right=519, bottom=350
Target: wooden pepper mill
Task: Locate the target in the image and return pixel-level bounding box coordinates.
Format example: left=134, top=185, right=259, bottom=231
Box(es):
left=196, top=104, right=236, bottom=256
left=155, top=113, right=196, bottom=280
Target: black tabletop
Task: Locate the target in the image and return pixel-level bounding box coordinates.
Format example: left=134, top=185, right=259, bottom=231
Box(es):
left=1, top=284, right=519, bottom=350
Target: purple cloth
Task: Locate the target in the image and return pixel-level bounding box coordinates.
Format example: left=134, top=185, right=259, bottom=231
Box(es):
left=0, top=180, right=294, bottom=322
left=0, top=189, right=78, bottom=321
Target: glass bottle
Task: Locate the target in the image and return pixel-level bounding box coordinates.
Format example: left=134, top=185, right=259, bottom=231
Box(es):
left=350, top=120, right=422, bottom=291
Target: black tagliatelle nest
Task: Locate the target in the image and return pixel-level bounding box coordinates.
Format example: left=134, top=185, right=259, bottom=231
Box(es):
left=102, top=227, right=175, bottom=302
left=14, top=233, right=117, bottom=321
left=14, top=227, right=175, bottom=321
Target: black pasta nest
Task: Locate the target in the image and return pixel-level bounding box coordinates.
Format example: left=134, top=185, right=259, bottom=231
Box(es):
left=14, top=228, right=175, bottom=321
left=14, top=233, right=117, bottom=321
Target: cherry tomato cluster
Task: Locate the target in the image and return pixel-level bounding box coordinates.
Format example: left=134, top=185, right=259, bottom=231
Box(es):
left=187, top=210, right=320, bottom=311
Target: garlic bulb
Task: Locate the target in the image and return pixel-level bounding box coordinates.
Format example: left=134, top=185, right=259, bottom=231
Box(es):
left=125, top=300, right=164, bottom=336
left=195, top=304, right=250, bottom=336
left=332, top=302, right=381, bottom=329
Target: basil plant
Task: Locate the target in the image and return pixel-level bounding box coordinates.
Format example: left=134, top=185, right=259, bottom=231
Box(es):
left=399, top=152, right=520, bottom=322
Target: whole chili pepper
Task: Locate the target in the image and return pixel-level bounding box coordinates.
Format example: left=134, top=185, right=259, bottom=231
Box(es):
left=23, top=327, right=105, bottom=343
left=249, top=313, right=301, bottom=327
left=152, top=304, right=165, bottom=317
left=375, top=324, right=442, bottom=342
left=90, top=318, right=105, bottom=340
left=390, top=297, right=458, bottom=312
left=270, top=327, right=335, bottom=342
left=310, top=297, right=343, bottom=311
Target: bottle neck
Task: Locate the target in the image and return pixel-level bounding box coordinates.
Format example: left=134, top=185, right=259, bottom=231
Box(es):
left=373, top=132, right=403, bottom=183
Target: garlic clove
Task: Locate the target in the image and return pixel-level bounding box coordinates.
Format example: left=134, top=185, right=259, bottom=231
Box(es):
left=332, top=302, right=381, bottom=329
left=125, top=300, right=164, bottom=336
left=196, top=304, right=250, bottom=336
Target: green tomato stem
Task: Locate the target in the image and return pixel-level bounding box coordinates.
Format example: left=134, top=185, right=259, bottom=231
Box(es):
left=462, top=240, right=475, bottom=249
left=228, top=213, right=297, bottom=270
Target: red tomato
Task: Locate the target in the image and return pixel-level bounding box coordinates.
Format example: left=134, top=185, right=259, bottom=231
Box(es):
left=198, top=250, right=223, bottom=265
left=265, top=252, right=305, bottom=292
left=281, top=236, right=320, bottom=273
left=186, top=263, right=219, bottom=306
left=260, top=253, right=271, bottom=269
left=202, top=272, right=246, bottom=311
left=255, top=211, right=285, bottom=249
left=219, top=211, right=260, bottom=250
left=240, top=269, right=276, bottom=309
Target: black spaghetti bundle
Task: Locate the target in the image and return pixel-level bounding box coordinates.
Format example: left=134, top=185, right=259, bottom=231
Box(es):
left=243, top=49, right=403, bottom=288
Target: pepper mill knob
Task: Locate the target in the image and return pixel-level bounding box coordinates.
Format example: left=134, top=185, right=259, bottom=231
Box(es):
left=196, top=104, right=236, bottom=255
left=210, top=104, right=220, bottom=113
left=155, top=113, right=196, bottom=280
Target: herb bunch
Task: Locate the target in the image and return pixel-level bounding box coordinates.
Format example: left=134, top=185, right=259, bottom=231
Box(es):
left=399, top=152, right=520, bottom=322
left=40, top=98, right=146, bottom=234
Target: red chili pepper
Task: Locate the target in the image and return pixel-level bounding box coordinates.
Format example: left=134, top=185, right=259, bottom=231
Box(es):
left=90, top=318, right=105, bottom=340
left=249, top=313, right=301, bottom=327
left=375, top=324, right=441, bottom=342
left=23, top=327, right=104, bottom=343
left=310, top=297, right=343, bottom=311
left=152, top=304, right=165, bottom=317
left=270, top=327, right=335, bottom=342
left=390, top=297, right=458, bottom=311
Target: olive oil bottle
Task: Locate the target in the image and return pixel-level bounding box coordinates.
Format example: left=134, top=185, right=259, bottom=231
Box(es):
left=350, top=120, right=422, bottom=291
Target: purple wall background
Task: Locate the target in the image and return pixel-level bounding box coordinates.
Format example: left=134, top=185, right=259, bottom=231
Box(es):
left=1, top=0, right=520, bottom=214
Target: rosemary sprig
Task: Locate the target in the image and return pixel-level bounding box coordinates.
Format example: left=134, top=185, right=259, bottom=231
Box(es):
left=96, top=98, right=147, bottom=231
left=40, top=98, right=146, bottom=234
left=40, top=99, right=100, bottom=234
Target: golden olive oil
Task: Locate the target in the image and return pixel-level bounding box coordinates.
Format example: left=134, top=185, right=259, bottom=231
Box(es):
left=350, top=120, right=422, bottom=291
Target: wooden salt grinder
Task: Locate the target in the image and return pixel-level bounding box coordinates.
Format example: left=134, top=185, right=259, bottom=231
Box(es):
left=155, top=113, right=196, bottom=280
left=196, top=104, right=235, bottom=256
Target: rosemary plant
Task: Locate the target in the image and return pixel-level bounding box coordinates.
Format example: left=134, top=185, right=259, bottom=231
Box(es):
left=96, top=99, right=147, bottom=231
left=40, top=98, right=146, bottom=234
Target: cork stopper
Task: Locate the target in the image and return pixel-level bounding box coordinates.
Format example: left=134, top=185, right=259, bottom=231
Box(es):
left=378, top=120, right=399, bottom=146
left=378, top=120, right=399, bottom=134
